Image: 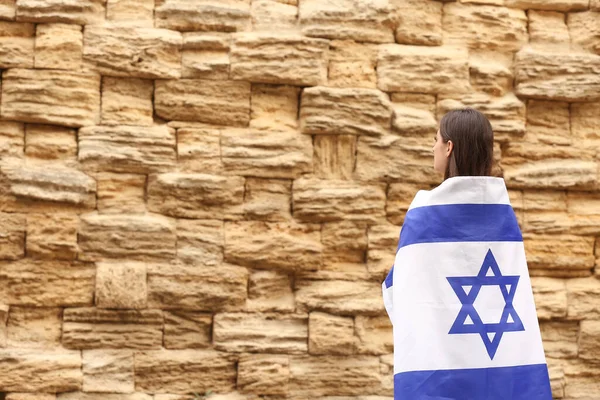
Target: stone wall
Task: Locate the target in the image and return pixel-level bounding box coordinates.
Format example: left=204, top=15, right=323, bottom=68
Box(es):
left=0, top=0, right=599, bottom=399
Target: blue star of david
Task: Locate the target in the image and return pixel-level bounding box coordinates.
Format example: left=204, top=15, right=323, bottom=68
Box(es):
left=447, top=249, right=524, bottom=360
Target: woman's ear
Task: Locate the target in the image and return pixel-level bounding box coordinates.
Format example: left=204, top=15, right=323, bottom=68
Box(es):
left=446, top=140, right=454, bottom=157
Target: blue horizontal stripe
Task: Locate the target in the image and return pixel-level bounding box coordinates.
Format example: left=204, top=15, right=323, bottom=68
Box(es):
left=399, top=204, right=522, bottom=249
left=394, top=364, right=552, bottom=400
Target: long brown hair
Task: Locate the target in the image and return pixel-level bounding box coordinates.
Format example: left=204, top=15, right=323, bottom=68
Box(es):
left=439, top=108, right=494, bottom=180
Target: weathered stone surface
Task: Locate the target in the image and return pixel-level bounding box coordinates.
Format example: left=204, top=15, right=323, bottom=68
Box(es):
left=25, top=124, right=77, bottom=160
left=225, top=221, right=322, bottom=271
left=299, top=0, right=396, bottom=43
left=96, top=173, right=146, bottom=214
left=593, top=0, right=600, bottom=10
left=579, top=320, right=600, bottom=362
left=300, top=87, right=392, bottom=136
left=251, top=0, right=297, bottom=31
left=385, top=183, right=422, bottom=225
left=176, top=126, right=222, bottom=173
left=540, top=321, right=579, bottom=359
left=377, top=45, right=470, bottom=94
left=0, top=213, right=25, bottom=260
left=107, top=0, right=154, bottom=27
left=163, top=311, right=212, bottom=349
left=1, top=68, right=100, bottom=127
left=155, top=0, right=251, bottom=32
left=322, top=222, right=367, bottom=265
left=296, top=279, right=385, bottom=316
left=147, top=263, right=248, bottom=311
left=62, top=308, right=163, bottom=349
left=567, top=278, right=600, bottom=319
left=26, top=213, right=78, bottom=260
left=6, top=307, right=62, bottom=348
left=367, top=224, right=399, bottom=278
left=355, top=316, right=393, bottom=355
left=531, top=277, right=567, bottom=320
left=96, top=262, right=147, bottom=309
left=313, top=135, right=356, bottom=180
left=238, top=354, right=289, bottom=395
left=0, top=259, right=94, bottom=306
left=524, top=234, right=595, bottom=276
left=101, top=78, right=153, bottom=126
left=525, top=101, right=570, bottom=145
left=244, top=178, right=291, bottom=221
left=59, top=394, right=151, bottom=400
left=247, top=270, right=295, bottom=312
left=515, top=48, right=600, bottom=102
left=214, top=313, right=308, bottom=353
left=0, top=0, right=15, bottom=20
left=391, top=104, right=437, bottom=136
left=504, top=0, right=588, bottom=11
left=289, top=355, right=382, bottom=397
left=328, top=40, right=378, bottom=88
left=6, top=394, right=56, bottom=400
left=572, top=102, right=600, bottom=147
left=0, top=122, right=24, bottom=157
left=293, top=178, right=386, bottom=223
left=393, top=0, right=442, bottom=46
left=230, top=33, right=328, bottom=86
left=15, top=0, right=105, bottom=24
left=0, top=349, right=81, bottom=392
left=182, top=32, right=230, bottom=79
left=469, top=57, right=513, bottom=96
left=34, top=23, right=82, bottom=69
left=134, top=349, right=237, bottom=393
left=528, top=11, right=570, bottom=49
left=568, top=11, right=600, bottom=55
left=309, top=312, right=356, bottom=355
left=222, top=130, right=312, bottom=178
left=0, top=21, right=34, bottom=68
left=147, top=173, right=244, bottom=219
left=176, top=219, right=223, bottom=265
left=155, top=79, right=251, bottom=126
left=79, top=213, right=177, bottom=261
left=250, top=84, right=299, bottom=132
left=83, top=350, right=134, bottom=393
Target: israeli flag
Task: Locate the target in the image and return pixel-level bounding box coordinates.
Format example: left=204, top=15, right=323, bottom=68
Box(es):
left=383, top=177, right=552, bottom=400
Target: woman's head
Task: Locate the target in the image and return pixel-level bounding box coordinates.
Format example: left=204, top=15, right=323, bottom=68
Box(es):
left=433, top=108, right=494, bottom=180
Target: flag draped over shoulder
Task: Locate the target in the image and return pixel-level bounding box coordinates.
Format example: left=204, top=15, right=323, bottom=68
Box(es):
left=382, top=176, right=552, bottom=400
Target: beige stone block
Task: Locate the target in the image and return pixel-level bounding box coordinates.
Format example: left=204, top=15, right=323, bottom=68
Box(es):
left=385, top=183, right=422, bottom=225
left=296, top=279, right=385, bottom=316
left=6, top=307, right=61, bottom=348
left=293, top=178, right=386, bottom=223
left=0, top=0, right=15, bottom=20
left=250, top=84, right=299, bottom=132
left=6, top=394, right=56, bottom=400
left=469, top=57, right=513, bottom=96
left=155, top=0, right=251, bottom=32
left=0, top=121, right=24, bottom=157
left=243, top=178, right=291, bottom=221
left=313, top=135, right=356, bottom=180
left=26, top=213, right=78, bottom=260
left=0, top=259, right=95, bottom=307
left=593, top=0, right=600, bottom=10
left=147, top=263, right=248, bottom=311
left=0, top=212, right=25, bottom=260
left=182, top=32, right=230, bottom=79
left=526, top=101, right=570, bottom=145
left=79, top=213, right=176, bottom=261
left=391, top=104, right=437, bottom=136
left=540, top=321, right=579, bottom=359
left=525, top=234, right=595, bottom=275
left=504, top=0, right=589, bottom=11
left=147, top=173, right=244, bottom=219
left=84, top=26, right=182, bottom=79
left=214, top=313, right=308, bottom=353
left=0, top=349, right=82, bottom=392
left=101, top=78, right=153, bottom=126
left=328, top=40, right=378, bottom=88
left=83, top=350, right=134, bottom=393
left=546, top=358, right=565, bottom=398
left=177, top=127, right=222, bottom=173
left=567, top=278, right=600, bottom=319
left=231, top=33, right=328, bottom=86
left=515, top=48, right=600, bottom=102
left=579, top=320, right=600, bottom=362
left=528, top=11, right=570, bottom=49
left=134, top=349, right=237, bottom=393
left=322, top=221, right=367, bottom=264
left=355, top=316, right=393, bottom=356
left=96, top=262, right=147, bottom=309
left=238, top=354, right=289, bottom=395
left=289, top=355, right=382, bottom=397
left=107, top=0, right=154, bottom=27
left=0, top=21, right=34, bottom=68
left=59, top=394, right=151, bottom=400
left=393, top=0, right=442, bottom=46
left=568, top=11, right=600, bottom=55
left=251, top=0, right=297, bottom=31
left=221, top=130, right=312, bottom=178
left=300, top=87, right=392, bottom=136
left=155, top=79, right=251, bottom=126
left=225, top=221, right=322, bottom=272
left=96, top=173, right=146, bottom=214
left=1, top=68, right=100, bottom=127
left=63, top=308, right=163, bottom=350
left=247, top=270, right=295, bottom=313
left=0, top=304, right=6, bottom=347
left=367, top=224, right=400, bottom=279
left=299, top=0, right=396, bottom=43
left=164, top=311, right=212, bottom=349
left=15, top=0, right=105, bottom=24
left=571, top=102, right=600, bottom=147
left=531, top=278, right=567, bottom=320
left=154, top=395, right=250, bottom=400
left=176, top=219, right=223, bottom=265
left=309, top=312, right=356, bottom=355
left=25, top=124, right=76, bottom=160
left=34, top=23, right=82, bottom=69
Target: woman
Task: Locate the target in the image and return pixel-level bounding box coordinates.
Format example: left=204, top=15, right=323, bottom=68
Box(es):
left=383, top=109, right=552, bottom=400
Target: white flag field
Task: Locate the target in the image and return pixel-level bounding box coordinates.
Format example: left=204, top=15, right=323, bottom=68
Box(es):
left=383, top=177, right=552, bottom=400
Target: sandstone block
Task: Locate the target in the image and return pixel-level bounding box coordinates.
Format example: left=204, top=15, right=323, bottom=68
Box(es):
left=247, top=270, right=295, bottom=313
left=524, top=234, right=595, bottom=276
left=567, top=278, right=600, bottom=319
left=355, top=316, right=393, bottom=355
left=15, top=0, right=105, bottom=24
left=393, top=0, right=442, bottom=46
left=182, top=33, right=230, bottom=79
left=385, top=183, right=423, bottom=225
left=238, top=354, right=289, bottom=395
left=107, top=0, right=154, bottom=27
left=367, top=224, right=400, bottom=278
left=328, top=40, right=378, bottom=88
left=528, top=11, right=570, bottom=49
left=63, top=308, right=163, bottom=350
left=296, top=279, right=385, bottom=316
left=34, top=23, right=82, bottom=69
left=313, top=135, right=356, bottom=180
left=0, top=0, right=15, bottom=19
left=96, top=262, right=147, bottom=309
left=579, top=320, right=600, bottom=362
left=101, top=78, right=153, bottom=126
left=469, top=57, right=513, bottom=96
left=96, top=173, right=146, bottom=214
left=177, top=127, right=222, bottom=173
left=6, top=307, right=62, bottom=348
left=0, top=213, right=25, bottom=260
left=230, top=33, right=328, bottom=86
left=525, top=101, right=570, bottom=145
left=568, top=11, right=600, bottom=55
left=322, top=221, right=368, bottom=264
left=25, top=124, right=77, bottom=160
left=531, top=277, right=567, bottom=320
left=26, top=213, right=78, bottom=260
left=309, top=312, right=356, bottom=355
left=0, top=122, right=24, bottom=157
left=214, top=313, right=308, bottom=353
left=163, top=311, right=212, bottom=349
left=243, top=178, right=291, bottom=221
left=504, top=0, right=588, bottom=11
left=0, top=304, right=7, bottom=347
left=59, top=394, right=151, bottom=400
left=176, top=219, right=223, bottom=265
left=572, top=102, right=600, bottom=147
left=155, top=0, right=251, bottom=32
left=250, top=84, right=299, bottom=132
left=539, top=321, right=579, bottom=359
left=83, top=350, right=134, bottom=393
left=0, top=21, right=34, bottom=68
left=391, top=104, right=437, bottom=136
left=251, top=0, right=297, bottom=31
left=6, top=394, right=56, bottom=400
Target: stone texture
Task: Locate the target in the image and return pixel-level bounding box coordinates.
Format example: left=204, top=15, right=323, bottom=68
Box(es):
left=163, top=311, right=212, bottom=349
left=59, top=394, right=151, bottom=400
left=237, top=354, right=289, bottom=395
left=531, top=277, right=567, bottom=320
left=134, top=350, right=237, bottom=393
left=322, top=221, right=367, bottom=265
left=176, top=219, right=223, bottom=265
left=568, top=11, right=600, bottom=55
left=247, top=270, right=295, bottom=313
left=83, top=350, right=134, bottom=393
left=250, top=84, right=299, bottom=132
left=25, top=124, right=77, bottom=160
left=528, top=11, right=570, bottom=49
left=101, top=78, right=154, bottom=126
left=0, top=213, right=25, bottom=260
left=309, top=312, right=356, bottom=355
left=34, top=23, right=82, bottom=69
left=469, top=57, right=513, bottom=96
left=504, top=0, right=589, bottom=11
left=147, top=263, right=248, bottom=311
left=328, top=40, right=378, bottom=88
left=243, top=178, right=292, bottom=221
left=300, top=87, right=392, bottom=136
left=155, top=79, right=251, bottom=126
left=62, top=308, right=163, bottom=349
left=0, top=349, right=81, bottom=392
left=182, top=33, right=230, bottom=79
left=299, top=0, right=396, bottom=43
left=230, top=33, right=328, bottom=86
left=96, top=262, right=147, bottom=309
left=0, top=304, right=6, bottom=348
left=214, top=313, right=308, bottom=353
left=84, top=26, right=182, bottom=79
left=385, top=183, right=422, bottom=225
left=313, top=135, right=357, bottom=180
left=6, top=307, right=62, bottom=348
left=579, top=320, right=600, bottom=362
left=567, top=278, right=600, bottom=319
left=0, top=121, right=24, bottom=157
left=15, top=0, right=105, bottom=24
left=26, top=213, right=78, bottom=260
left=391, top=103, right=437, bottom=136
left=78, top=213, right=177, bottom=261
left=155, top=0, right=251, bottom=32
left=367, top=224, right=400, bottom=278
left=107, top=0, right=154, bottom=26
left=524, top=234, right=595, bottom=276
left=540, top=321, right=579, bottom=359
left=225, top=221, right=322, bottom=272
left=1, top=68, right=100, bottom=127
left=251, top=0, right=298, bottom=31
left=0, top=21, right=34, bottom=68
left=96, top=173, right=146, bottom=214
left=0, top=0, right=15, bottom=19
left=176, top=126, right=222, bottom=173
left=0, top=259, right=95, bottom=306
left=572, top=102, right=600, bottom=147
left=393, top=0, right=442, bottom=46
left=6, top=395, right=56, bottom=400
left=355, top=316, right=393, bottom=355
left=525, top=100, right=570, bottom=145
